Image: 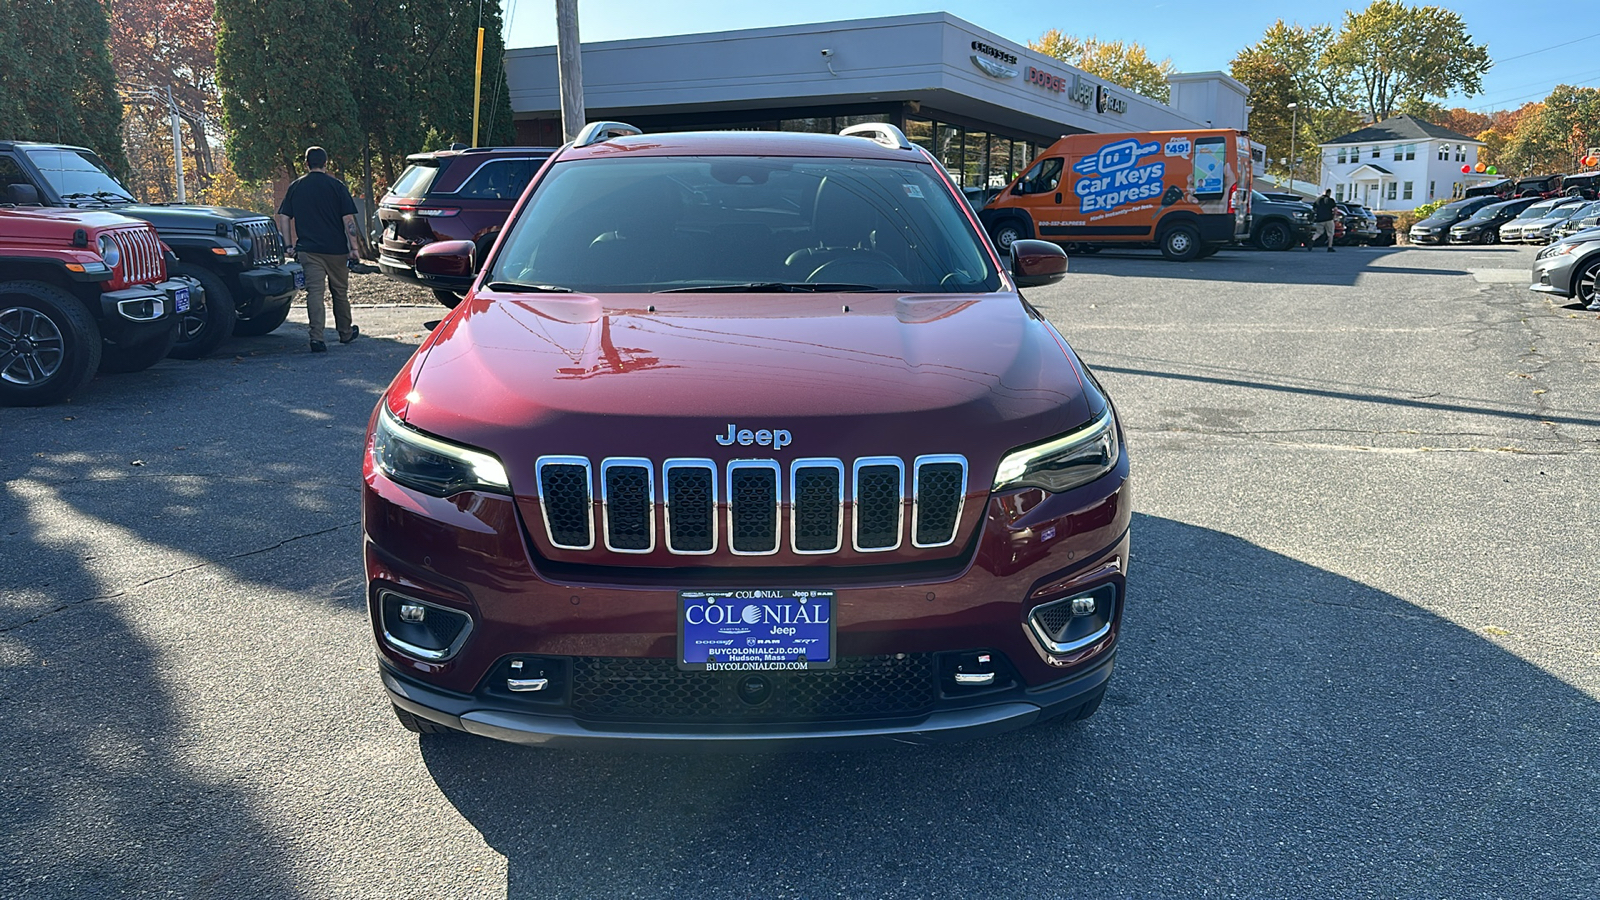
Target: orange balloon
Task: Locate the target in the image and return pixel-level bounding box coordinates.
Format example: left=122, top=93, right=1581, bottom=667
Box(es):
left=1474, top=163, right=1486, bottom=173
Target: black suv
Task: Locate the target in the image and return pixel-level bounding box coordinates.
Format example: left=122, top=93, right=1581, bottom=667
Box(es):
left=1247, top=190, right=1313, bottom=250
left=377, top=146, right=556, bottom=308
left=0, top=142, right=303, bottom=357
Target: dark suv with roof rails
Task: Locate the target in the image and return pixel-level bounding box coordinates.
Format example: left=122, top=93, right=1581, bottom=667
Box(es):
left=377, top=145, right=557, bottom=308
left=0, top=141, right=302, bottom=358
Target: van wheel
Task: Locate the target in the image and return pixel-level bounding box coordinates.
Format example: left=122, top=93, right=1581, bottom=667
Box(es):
left=167, top=263, right=237, bottom=359
left=432, top=289, right=464, bottom=309
left=1254, top=221, right=1293, bottom=251
left=1160, top=225, right=1201, bottom=261
left=0, top=281, right=102, bottom=406
left=989, top=219, right=1029, bottom=253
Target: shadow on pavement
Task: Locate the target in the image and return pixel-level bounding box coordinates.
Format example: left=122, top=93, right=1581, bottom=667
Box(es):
left=420, top=513, right=1599, bottom=898
left=1063, top=246, right=1473, bottom=286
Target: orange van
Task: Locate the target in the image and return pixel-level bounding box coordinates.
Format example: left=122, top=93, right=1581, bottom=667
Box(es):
left=978, top=129, right=1252, bottom=260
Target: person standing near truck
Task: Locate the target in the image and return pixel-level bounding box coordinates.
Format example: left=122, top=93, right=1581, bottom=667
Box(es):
left=1312, top=189, right=1338, bottom=252
left=276, top=147, right=361, bottom=352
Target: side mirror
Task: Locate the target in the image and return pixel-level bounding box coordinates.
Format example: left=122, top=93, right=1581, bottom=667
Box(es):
left=413, top=240, right=477, bottom=289
left=6, top=183, right=40, bottom=205
left=1010, top=239, right=1068, bottom=288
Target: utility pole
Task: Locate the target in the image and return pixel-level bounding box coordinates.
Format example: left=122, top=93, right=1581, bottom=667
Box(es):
left=166, top=86, right=186, bottom=202
left=1286, top=102, right=1298, bottom=196
left=555, top=0, right=585, bottom=142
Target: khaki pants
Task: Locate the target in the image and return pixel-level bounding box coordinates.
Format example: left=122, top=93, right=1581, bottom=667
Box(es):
left=301, top=251, right=353, bottom=343
left=1312, top=221, right=1337, bottom=248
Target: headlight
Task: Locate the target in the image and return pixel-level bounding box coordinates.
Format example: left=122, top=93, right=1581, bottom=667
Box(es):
left=1537, top=243, right=1580, bottom=260
left=234, top=228, right=253, bottom=254
left=993, top=409, right=1120, bottom=494
left=373, top=406, right=510, bottom=497
left=96, top=233, right=121, bottom=269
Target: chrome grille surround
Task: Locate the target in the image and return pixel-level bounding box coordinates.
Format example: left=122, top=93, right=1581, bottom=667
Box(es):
left=851, top=456, right=905, bottom=553
left=536, top=456, right=595, bottom=550
left=788, top=458, right=845, bottom=555
left=662, top=458, right=717, bottom=555
left=727, top=459, right=781, bottom=556
left=110, top=227, right=162, bottom=287
left=911, top=455, right=969, bottom=548
left=600, top=457, right=655, bottom=554
left=533, top=455, right=967, bottom=557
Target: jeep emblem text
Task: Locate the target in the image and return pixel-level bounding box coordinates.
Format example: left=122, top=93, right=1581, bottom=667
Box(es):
left=716, top=424, right=792, bottom=449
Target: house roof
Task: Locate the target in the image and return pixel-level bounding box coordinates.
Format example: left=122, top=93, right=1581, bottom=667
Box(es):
left=1322, top=115, right=1482, bottom=146
left=1349, top=164, right=1394, bottom=178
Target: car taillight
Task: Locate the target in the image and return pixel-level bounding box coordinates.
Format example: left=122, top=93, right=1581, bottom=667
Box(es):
left=412, top=208, right=459, bottom=218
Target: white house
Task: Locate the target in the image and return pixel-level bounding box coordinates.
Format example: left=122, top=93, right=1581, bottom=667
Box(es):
left=1316, top=115, right=1491, bottom=211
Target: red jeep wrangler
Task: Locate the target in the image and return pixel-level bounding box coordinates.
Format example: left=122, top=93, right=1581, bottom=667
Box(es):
left=1, top=204, right=199, bottom=405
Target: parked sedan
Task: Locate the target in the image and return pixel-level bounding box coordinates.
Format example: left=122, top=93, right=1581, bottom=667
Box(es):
left=1521, top=199, right=1588, bottom=244
left=1555, top=200, right=1600, bottom=240
left=1449, top=197, right=1540, bottom=244
left=1499, top=198, right=1567, bottom=243
left=1410, top=197, right=1498, bottom=245
left=1531, top=230, right=1600, bottom=308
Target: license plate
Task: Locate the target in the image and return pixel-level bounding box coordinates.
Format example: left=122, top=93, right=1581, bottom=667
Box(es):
left=679, top=589, right=835, bottom=671
left=174, top=287, right=190, bottom=313
left=293, top=270, right=306, bottom=289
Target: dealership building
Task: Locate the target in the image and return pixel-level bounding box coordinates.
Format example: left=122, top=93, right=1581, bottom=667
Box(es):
left=504, top=13, right=1251, bottom=190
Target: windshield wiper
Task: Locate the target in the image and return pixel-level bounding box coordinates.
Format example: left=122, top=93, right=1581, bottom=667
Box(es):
left=91, top=190, right=135, bottom=203
left=655, top=282, right=887, bottom=293
left=483, top=281, right=573, bottom=293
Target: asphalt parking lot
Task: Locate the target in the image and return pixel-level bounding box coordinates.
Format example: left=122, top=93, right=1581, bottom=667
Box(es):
left=3, top=245, right=1597, bottom=898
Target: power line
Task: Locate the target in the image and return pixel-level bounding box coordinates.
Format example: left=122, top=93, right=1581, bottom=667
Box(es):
left=1492, top=30, right=1600, bottom=64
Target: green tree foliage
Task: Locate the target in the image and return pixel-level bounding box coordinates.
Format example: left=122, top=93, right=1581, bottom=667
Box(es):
left=1326, top=1, right=1490, bottom=124
left=1029, top=30, right=1176, bottom=103
left=0, top=0, right=126, bottom=173
left=218, top=0, right=515, bottom=185
left=216, top=0, right=363, bottom=181
left=1499, top=87, right=1600, bottom=177
left=1230, top=21, right=1359, bottom=184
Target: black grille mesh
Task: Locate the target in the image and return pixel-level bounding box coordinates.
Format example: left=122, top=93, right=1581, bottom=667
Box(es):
left=793, top=466, right=841, bottom=551
left=541, top=464, right=591, bottom=548
left=855, top=465, right=902, bottom=549
left=604, top=465, right=651, bottom=550
left=1032, top=599, right=1075, bottom=639
left=730, top=467, right=778, bottom=553
left=666, top=466, right=714, bottom=552
left=915, top=462, right=964, bottom=546
left=568, top=655, right=939, bottom=721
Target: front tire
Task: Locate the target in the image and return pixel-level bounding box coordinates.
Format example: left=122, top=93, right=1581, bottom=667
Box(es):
left=99, top=326, right=179, bottom=374
left=1160, top=224, right=1200, bottom=261
left=1574, top=257, right=1600, bottom=306
left=233, top=300, right=292, bottom=337
left=167, top=263, right=238, bottom=359
left=1479, top=230, right=1498, bottom=245
left=432, top=289, right=464, bottom=309
left=0, top=280, right=102, bottom=406
left=1254, top=220, right=1293, bottom=251
left=989, top=218, right=1029, bottom=254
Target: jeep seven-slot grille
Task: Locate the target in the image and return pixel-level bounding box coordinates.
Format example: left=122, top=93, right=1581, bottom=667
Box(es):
left=535, top=455, right=967, bottom=556
left=110, top=227, right=162, bottom=287
left=240, top=219, right=285, bottom=267
left=568, top=654, right=939, bottom=721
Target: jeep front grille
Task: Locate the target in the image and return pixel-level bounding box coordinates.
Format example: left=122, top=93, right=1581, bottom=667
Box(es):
left=110, top=227, right=163, bottom=287
left=239, top=219, right=285, bottom=267
left=534, top=455, right=968, bottom=556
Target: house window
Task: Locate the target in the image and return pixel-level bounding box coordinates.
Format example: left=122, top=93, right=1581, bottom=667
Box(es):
left=1405, top=144, right=1416, bottom=160
left=1335, top=184, right=1345, bottom=201
left=1455, top=144, right=1465, bottom=162
left=1337, top=147, right=1347, bottom=164
left=1393, top=144, right=1403, bottom=161
left=1429, top=180, right=1435, bottom=199
left=1372, top=145, right=1380, bottom=159
left=1438, top=144, right=1449, bottom=161
left=1403, top=181, right=1413, bottom=200
left=1386, top=182, right=1397, bottom=200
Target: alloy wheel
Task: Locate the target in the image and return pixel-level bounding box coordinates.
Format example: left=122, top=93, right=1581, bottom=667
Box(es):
left=0, top=306, right=66, bottom=385
left=1577, top=260, right=1600, bottom=305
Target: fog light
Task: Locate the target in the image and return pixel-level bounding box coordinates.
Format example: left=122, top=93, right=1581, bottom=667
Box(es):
left=399, top=603, right=427, bottom=623
left=1071, top=596, right=1097, bottom=616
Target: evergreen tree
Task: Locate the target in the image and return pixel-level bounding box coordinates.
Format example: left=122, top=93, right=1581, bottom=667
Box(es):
left=0, top=0, right=126, bottom=173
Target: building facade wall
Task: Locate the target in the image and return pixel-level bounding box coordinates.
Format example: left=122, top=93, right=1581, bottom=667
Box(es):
left=1318, top=138, right=1485, bottom=211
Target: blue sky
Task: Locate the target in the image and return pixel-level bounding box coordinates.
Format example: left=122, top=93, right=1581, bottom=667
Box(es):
left=502, top=0, right=1597, bottom=114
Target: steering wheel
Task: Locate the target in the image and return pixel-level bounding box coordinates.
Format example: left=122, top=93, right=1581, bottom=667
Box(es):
left=805, top=256, right=908, bottom=286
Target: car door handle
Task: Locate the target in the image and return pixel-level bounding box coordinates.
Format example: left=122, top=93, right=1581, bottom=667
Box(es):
left=1054, top=192, right=1062, bottom=204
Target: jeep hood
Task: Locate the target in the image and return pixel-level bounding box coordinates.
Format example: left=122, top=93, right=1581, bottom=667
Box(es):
left=112, top=203, right=271, bottom=234
left=399, top=292, right=1095, bottom=476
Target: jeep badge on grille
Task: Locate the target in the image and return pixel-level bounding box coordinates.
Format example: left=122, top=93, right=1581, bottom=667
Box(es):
left=716, top=424, right=793, bottom=449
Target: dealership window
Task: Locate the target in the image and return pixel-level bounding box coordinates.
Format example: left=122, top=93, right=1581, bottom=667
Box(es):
left=1386, top=182, right=1397, bottom=200
left=1403, top=181, right=1413, bottom=200
left=1335, top=184, right=1344, bottom=201
left=779, top=117, right=835, bottom=133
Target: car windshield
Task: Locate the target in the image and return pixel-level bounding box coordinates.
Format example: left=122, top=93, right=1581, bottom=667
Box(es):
left=1463, top=202, right=1516, bottom=223
left=489, top=155, right=1001, bottom=294
left=1546, top=203, right=1586, bottom=221
left=1422, top=204, right=1468, bottom=222
left=25, top=148, right=133, bottom=201
left=389, top=162, right=442, bottom=199
left=1515, top=203, right=1556, bottom=220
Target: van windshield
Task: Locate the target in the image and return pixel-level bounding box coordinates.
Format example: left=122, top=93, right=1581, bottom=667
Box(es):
left=489, top=156, right=1000, bottom=294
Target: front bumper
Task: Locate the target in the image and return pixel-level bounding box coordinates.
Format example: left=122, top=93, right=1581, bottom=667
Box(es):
left=1409, top=229, right=1447, bottom=245
left=236, top=262, right=304, bottom=312
left=97, top=278, right=192, bottom=343
left=1530, top=254, right=1578, bottom=296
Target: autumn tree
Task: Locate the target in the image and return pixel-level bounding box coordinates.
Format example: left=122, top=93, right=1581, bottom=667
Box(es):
left=1229, top=21, right=1359, bottom=184
left=0, top=0, right=126, bottom=172
left=1326, top=0, right=1490, bottom=124
left=1029, top=30, right=1176, bottom=103
left=108, top=0, right=222, bottom=201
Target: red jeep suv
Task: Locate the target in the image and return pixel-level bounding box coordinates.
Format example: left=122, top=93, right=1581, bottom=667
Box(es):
left=364, top=123, right=1130, bottom=748
left=376, top=146, right=555, bottom=308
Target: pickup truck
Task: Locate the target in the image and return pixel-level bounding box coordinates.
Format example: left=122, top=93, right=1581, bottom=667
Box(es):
left=1, top=201, right=202, bottom=405
left=1, top=141, right=302, bottom=358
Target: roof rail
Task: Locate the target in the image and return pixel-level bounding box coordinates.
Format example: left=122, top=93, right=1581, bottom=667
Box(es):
left=574, top=121, right=644, bottom=148
left=839, top=122, right=914, bottom=150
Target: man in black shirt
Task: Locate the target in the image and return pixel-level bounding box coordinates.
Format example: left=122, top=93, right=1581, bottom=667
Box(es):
left=276, top=146, right=360, bottom=351
left=1311, top=189, right=1338, bottom=252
